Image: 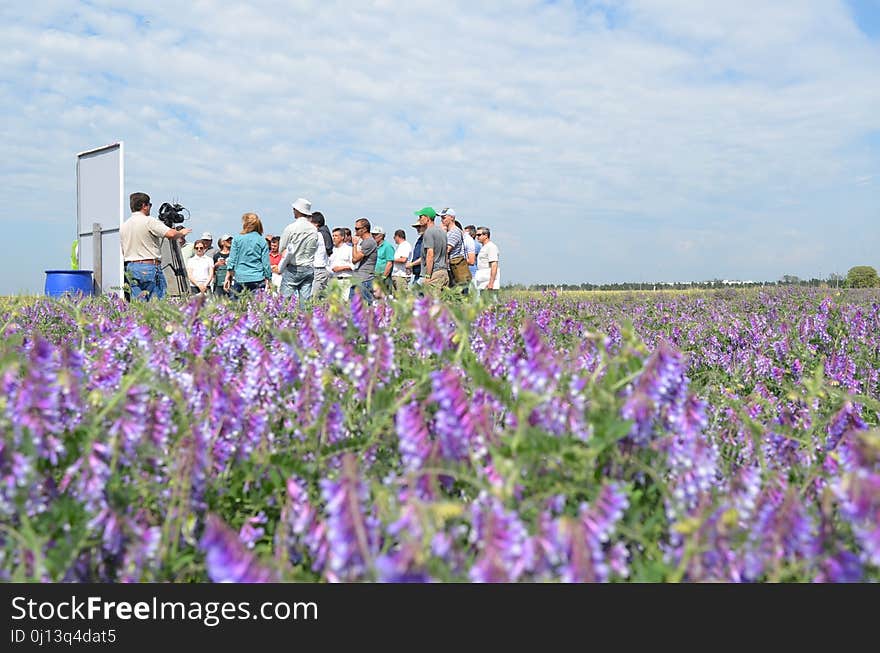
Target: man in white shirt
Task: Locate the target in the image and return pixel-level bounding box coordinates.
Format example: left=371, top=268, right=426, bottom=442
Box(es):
left=278, top=197, right=319, bottom=303
left=328, top=227, right=354, bottom=301
left=391, top=229, right=412, bottom=295
left=474, top=226, right=500, bottom=293
left=309, top=213, right=331, bottom=299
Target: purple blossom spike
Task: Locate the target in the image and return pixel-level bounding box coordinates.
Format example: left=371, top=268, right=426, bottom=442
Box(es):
left=832, top=433, right=880, bottom=567
left=319, top=454, right=379, bottom=581
left=239, top=512, right=268, bottom=549
left=468, top=493, right=534, bottom=582
left=621, top=345, right=689, bottom=445
left=374, top=501, right=432, bottom=582
left=200, top=514, right=277, bottom=582
left=278, top=476, right=328, bottom=573
left=396, top=401, right=433, bottom=473
left=430, top=368, right=478, bottom=462
left=826, top=402, right=867, bottom=451
left=815, top=551, right=863, bottom=583
left=555, top=483, right=629, bottom=582
left=743, top=479, right=819, bottom=580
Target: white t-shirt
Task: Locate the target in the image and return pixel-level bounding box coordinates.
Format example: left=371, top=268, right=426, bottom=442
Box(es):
left=463, top=232, right=476, bottom=263
left=313, top=237, right=329, bottom=269
left=392, top=240, right=412, bottom=277
left=187, top=255, right=214, bottom=285
left=475, top=241, right=500, bottom=290
left=329, top=244, right=354, bottom=278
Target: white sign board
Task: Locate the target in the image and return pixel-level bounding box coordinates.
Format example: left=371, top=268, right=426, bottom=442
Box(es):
left=77, top=142, right=124, bottom=296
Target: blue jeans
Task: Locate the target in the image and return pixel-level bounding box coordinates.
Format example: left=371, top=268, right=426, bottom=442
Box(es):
left=280, top=266, right=314, bottom=305
left=349, top=278, right=375, bottom=303
left=126, top=262, right=166, bottom=301
left=230, top=279, right=266, bottom=299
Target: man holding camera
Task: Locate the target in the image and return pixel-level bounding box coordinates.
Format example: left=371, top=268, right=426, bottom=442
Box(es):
left=121, top=192, right=192, bottom=301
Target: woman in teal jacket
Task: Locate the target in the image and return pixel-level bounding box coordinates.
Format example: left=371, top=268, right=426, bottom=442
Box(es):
left=223, top=213, right=271, bottom=297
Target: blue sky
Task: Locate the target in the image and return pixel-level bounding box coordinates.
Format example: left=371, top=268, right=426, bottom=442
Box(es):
left=1, top=0, right=879, bottom=294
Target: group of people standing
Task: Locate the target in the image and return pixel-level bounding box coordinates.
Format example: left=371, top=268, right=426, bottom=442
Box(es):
left=120, top=192, right=500, bottom=303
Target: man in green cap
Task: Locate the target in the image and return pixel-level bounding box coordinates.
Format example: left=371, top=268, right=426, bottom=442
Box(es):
left=413, top=206, right=449, bottom=291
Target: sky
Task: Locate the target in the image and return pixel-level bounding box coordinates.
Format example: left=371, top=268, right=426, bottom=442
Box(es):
left=1, top=0, right=879, bottom=294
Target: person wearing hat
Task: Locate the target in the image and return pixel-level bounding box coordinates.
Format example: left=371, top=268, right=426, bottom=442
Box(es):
left=278, top=197, right=319, bottom=304
left=371, top=226, right=395, bottom=297
left=439, top=208, right=470, bottom=289
left=413, top=206, right=448, bottom=291
left=405, top=219, right=426, bottom=287
left=200, top=232, right=217, bottom=259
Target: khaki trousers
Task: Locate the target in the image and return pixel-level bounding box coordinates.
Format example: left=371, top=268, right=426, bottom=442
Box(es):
left=424, top=268, right=450, bottom=292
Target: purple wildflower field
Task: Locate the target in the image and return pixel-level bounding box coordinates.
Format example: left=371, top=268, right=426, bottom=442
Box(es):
left=1, top=287, right=878, bottom=582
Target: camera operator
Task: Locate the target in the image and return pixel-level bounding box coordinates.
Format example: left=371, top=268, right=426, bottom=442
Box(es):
left=120, top=192, right=192, bottom=301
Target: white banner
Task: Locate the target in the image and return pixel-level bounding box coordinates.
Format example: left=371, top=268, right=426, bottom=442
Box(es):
left=77, top=142, right=124, bottom=296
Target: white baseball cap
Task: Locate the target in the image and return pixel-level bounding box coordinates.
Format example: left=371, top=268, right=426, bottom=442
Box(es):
left=201, top=232, right=213, bottom=240
left=439, top=208, right=456, bottom=218
left=370, top=225, right=384, bottom=235
left=291, top=198, right=313, bottom=216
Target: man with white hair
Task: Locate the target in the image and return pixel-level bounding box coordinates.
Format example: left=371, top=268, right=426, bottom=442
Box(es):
left=279, top=197, right=319, bottom=304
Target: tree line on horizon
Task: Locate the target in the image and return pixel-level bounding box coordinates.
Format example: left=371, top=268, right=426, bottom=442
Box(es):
left=511, top=266, right=880, bottom=292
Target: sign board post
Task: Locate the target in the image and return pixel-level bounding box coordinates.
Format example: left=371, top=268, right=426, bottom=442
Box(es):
left=76, top=142, right=124, bottom=296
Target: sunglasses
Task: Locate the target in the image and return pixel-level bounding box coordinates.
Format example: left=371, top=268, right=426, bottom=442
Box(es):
left=195, top=246, right=205, bottom=250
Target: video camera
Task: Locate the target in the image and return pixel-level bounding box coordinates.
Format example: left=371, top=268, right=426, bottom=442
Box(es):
left=157, top=202, right=190, bottom=229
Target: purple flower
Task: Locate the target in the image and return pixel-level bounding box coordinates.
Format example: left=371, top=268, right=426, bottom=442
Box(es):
left=468, top=493, right=534, bottom=582
left=742, top=478, right=819, bottom=580
left=554, top=484, right=629, bottom=582
left=815, top=551, right=863, bottom=583
left=119, top=522, right=161, bottom=583
left=411, top=296, right=452, bottom=358
left=374, top=501, right=432, bottom=582
left=826, top=402, right=867, bottom=451
left=430, top=368, right=478, bottom=462
left=319, top=454, right=379, bottom=581
left=832, top=433, right=880, bottom=567
left=621, top=345, right=689, bottom=445
left=395, top=401, right=433, bottom=473
left=200, top=514, right=277, bottom=582
left=278, top=476, right=329, bottom=573
left=239, top=512, right=268, bottom=549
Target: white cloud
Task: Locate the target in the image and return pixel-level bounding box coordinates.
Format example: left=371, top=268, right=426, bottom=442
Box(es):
left=1, top=0, right=879, bottom=293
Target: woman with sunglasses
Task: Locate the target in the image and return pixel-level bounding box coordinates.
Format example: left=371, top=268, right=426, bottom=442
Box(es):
left=186, top=239, right=215, bottom=295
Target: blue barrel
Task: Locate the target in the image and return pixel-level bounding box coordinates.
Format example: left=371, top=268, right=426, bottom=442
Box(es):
left=44, top=270, right=94, bottom=297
